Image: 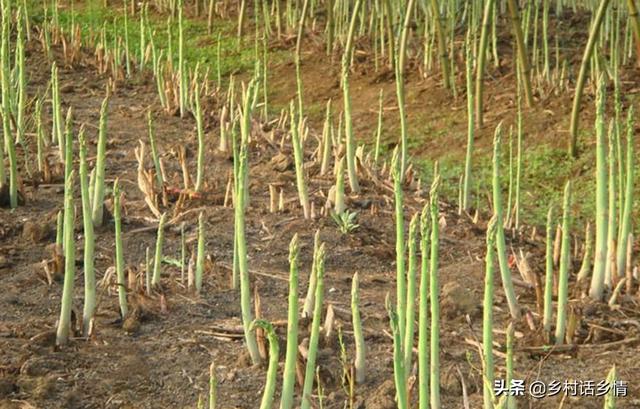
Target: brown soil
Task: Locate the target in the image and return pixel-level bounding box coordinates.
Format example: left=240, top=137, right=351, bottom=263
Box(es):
left=1, top=23, right=640, bottom=409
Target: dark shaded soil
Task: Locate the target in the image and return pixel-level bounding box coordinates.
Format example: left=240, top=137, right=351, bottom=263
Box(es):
left=1, top=23, right=640, bottom=409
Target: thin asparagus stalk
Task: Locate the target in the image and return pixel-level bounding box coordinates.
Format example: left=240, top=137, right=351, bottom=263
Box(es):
left=251, top=320, right=279, bottom=409
left=290, top=102, right=310, bottom=219
left=351, top=271, right=365, bottom=385
left=92, top=94, right=110, bottom=226
left=418, top=203, right=431, bottom=409
left=483, top=215, right=498, bottom=409
left=391, top=148, right=406, bottom=347
left=113, top=179, right=128, bottom=318
left=590, top=76, right=609, bottom=300
left=151, top=213, right=167, bottom=287
left=334, top=156, right=346, bottom=215
left=195, top=212, right=205, bottom=293
left=209, top=361, right=217, bottom=409
left=280, top=234, right=300, bottom=409
left=147, top=111, right=164, bottom=190
left=395, top=0, right=416, bottom=179
left=404, top=214, right=418, bottom=380
left=301, top=243, right=326, bottom=409
left=555, top=180, right=572, bottom=345
left=195, top=81, right=206, bottom=192
left=543, top=204, right=554, bottom=333
left=387, top=296, right=408, bottom=409
left=341, top=0, right=363, bottom=193
left=79, top=128, right=96, bottom=336
left=616, top=107, right=634, bottom=277
left=429, top=167, right=441, bottom=409
left=492, top=123, right=520, bottom=319
left=568, top=0, right=612, bottom=157
left=1, top=0, right=16, bottom=207
left=302, top=230, right=320, bottom=318
left=56, top=170, right=76, bottom=346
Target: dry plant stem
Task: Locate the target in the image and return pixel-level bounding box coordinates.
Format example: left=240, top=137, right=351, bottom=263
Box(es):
left=56, top=171, right=76, bottom=346
left=568, top=0, right=611, bottom=157
left=334, top=156, right=346, bottom=215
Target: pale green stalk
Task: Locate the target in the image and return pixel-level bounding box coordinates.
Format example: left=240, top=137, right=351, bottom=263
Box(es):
left=63, top=108, right=73, bottom=182
left=475, top=0, right=495, bottom=127
left=387, top=298, right=408, bottom=409
left=352, top=272, right=365, bottom=385
left=195, top=81, right=205, bottom=192
left=302, top=230, right=320, bottom=318
left=577, top=224, right=594, bottom=283
left=341, top=0, right=363, bottom=193
left=418, top=204, right=430, bottom=409
left=555, top=180, right=572, bottom=345
left=290, top=102, right=310, bottom=219
left=56, top=170, right=76, bottom=346
left=543, top=205, right=554, bottom=332
left=334, top=156, right=345, bottom=215
left=605, top=121, right=617, bottom=288
left=404, top=214, right=418, bottom=379
left=147, top=111, right=164, bottom=189
left=51, top=63, right=63, bottom=156
left=429, top=168, right=441, bottom=409
left=374, top=89, right=383, bottom=165
left=392, top=148, right=406, bottom=347
left=195, top=212, right=205, bottom=293
left=395, top=0, right=416, bottom=179
left=616, top=107, right=634, bottom=278
left=178, top=0, right=186, bottom=117
left=492, top=123, right=520, bottom=319
left=462, top=29, right=474, bottom=212
left=79, top=129, right=96, bottom=336
left=505, top=323, right=515, bottom=409
left=252, top=320, right=279, bottom=409
left=604, top=365, right=617, bottom=409
left=483, top=216, right=498, bottom=409
left=320, top=100, right=333, bottom=175
left=209, top=362, right=217, bottom=409
left=92, top=95, right=110, bottom=226
left=301, top=243, right=326, bottom=409
left=1, top=0, right=16, bottom=207
left=429, top=0, right=451, bottom=89
left=568, top=0, right=611, bottom=157
left=590, top=77, right=609, bottom=300
left=151, top=213, right=166, bottom=286
left=55, top=210, right=63, bottom=251
left=113, top=179, right=128, bottom=318
left=280, top=235, right=300, bottom=409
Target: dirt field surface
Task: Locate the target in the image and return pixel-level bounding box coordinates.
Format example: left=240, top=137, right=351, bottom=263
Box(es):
left=1, top=23, right=640, bottom=409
